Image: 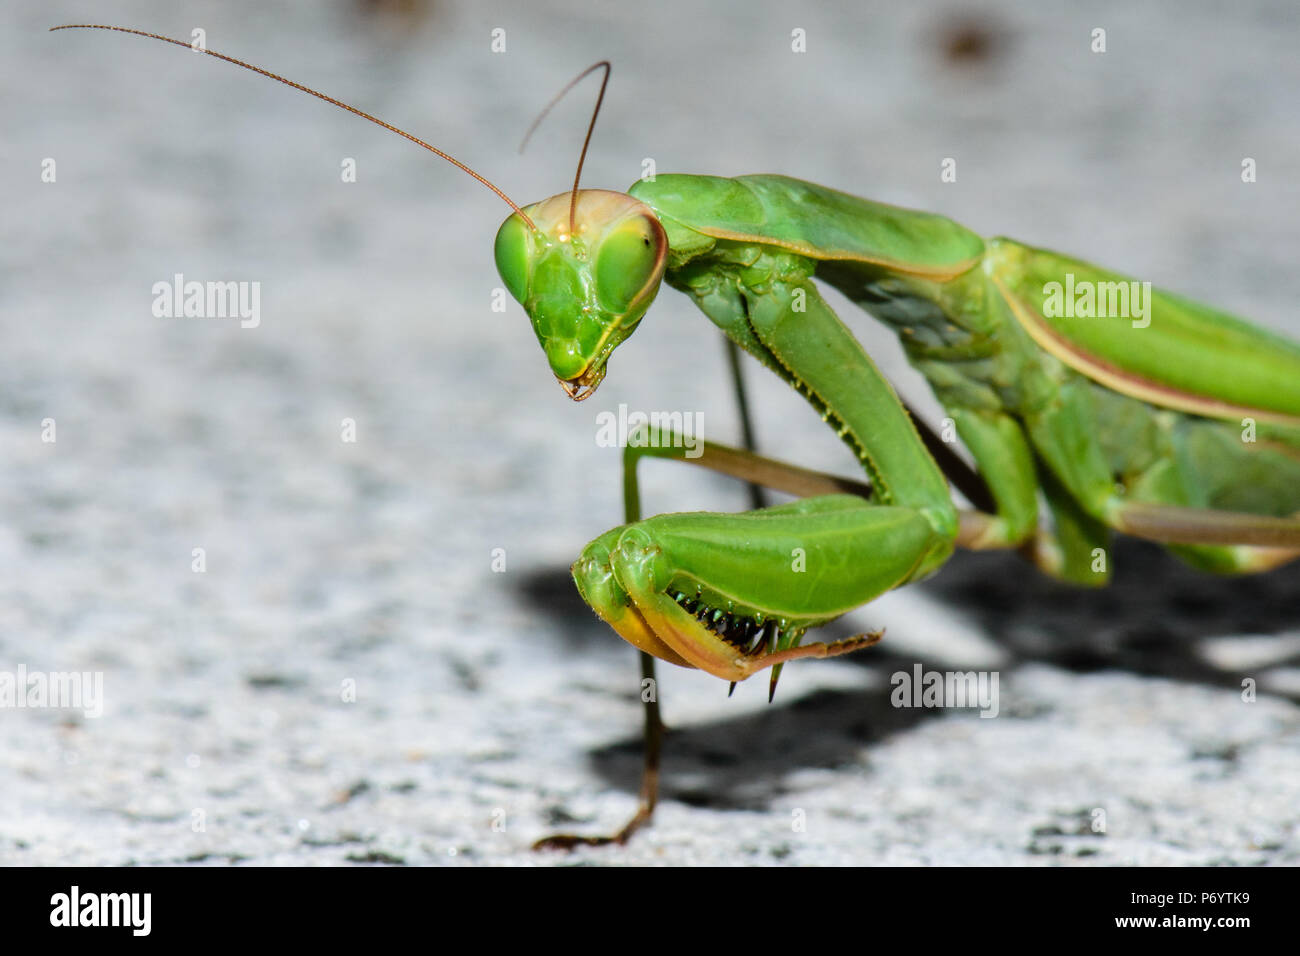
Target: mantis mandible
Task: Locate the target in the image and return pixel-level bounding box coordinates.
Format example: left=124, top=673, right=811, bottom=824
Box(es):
left=55, top=25, right=1300, bottom=850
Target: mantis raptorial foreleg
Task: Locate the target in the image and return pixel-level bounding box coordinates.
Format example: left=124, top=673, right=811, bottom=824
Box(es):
left=534, top=432, right=894, bottom=849
left=537, top=252, right=969, bottom=708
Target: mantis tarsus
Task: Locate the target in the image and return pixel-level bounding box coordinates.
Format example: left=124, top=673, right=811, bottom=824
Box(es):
left=56, top=25, right=1300, bottom=850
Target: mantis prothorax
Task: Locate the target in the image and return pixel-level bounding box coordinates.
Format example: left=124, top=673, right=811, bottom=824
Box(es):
left=56, top=26, right=1300, bottom=850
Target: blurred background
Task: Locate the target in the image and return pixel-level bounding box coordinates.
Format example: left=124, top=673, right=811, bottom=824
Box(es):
left=3, top=0, right=1299, bottom=864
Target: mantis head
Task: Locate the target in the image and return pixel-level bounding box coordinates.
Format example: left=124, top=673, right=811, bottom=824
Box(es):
left=55, top=27, right=646, bottom=402
left=495, top=189, right=667, bottom=400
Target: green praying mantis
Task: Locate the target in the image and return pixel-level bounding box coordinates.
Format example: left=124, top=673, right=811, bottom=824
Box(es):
left=56, top=25, right=1300, bottom=850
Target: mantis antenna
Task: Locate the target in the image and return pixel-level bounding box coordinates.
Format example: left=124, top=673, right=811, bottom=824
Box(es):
left=49, top=24, right=537, bottom=231
left=517, top=61, right=612, bottom=236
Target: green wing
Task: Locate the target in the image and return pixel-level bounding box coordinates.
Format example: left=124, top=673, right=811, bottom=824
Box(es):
left=988, top=239, right=1300, bottom=427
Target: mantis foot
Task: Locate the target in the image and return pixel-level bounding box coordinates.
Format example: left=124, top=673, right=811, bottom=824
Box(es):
left=532, top=803, right=654, bottom=851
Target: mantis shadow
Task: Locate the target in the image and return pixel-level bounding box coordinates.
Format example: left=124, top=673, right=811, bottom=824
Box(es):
left=919, top=536, right=1300, bottom=686
left=515, top=539, right=1300, bottom=811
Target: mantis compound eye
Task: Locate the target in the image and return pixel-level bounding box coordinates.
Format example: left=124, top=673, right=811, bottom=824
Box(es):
left=493, top=213, right=533, bottom=305
left=594, top=214, right=665, bottom=315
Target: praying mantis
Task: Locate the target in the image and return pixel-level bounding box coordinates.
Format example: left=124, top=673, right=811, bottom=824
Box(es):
left=55, top=25, right=1300, bottom=851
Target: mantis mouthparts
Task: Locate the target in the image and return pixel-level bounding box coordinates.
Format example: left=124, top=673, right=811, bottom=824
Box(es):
left=558, top=367, right=605, bottom=401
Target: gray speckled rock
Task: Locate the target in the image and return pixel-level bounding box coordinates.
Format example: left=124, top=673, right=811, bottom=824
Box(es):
left=2, top=0, right=1298, bottom=865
